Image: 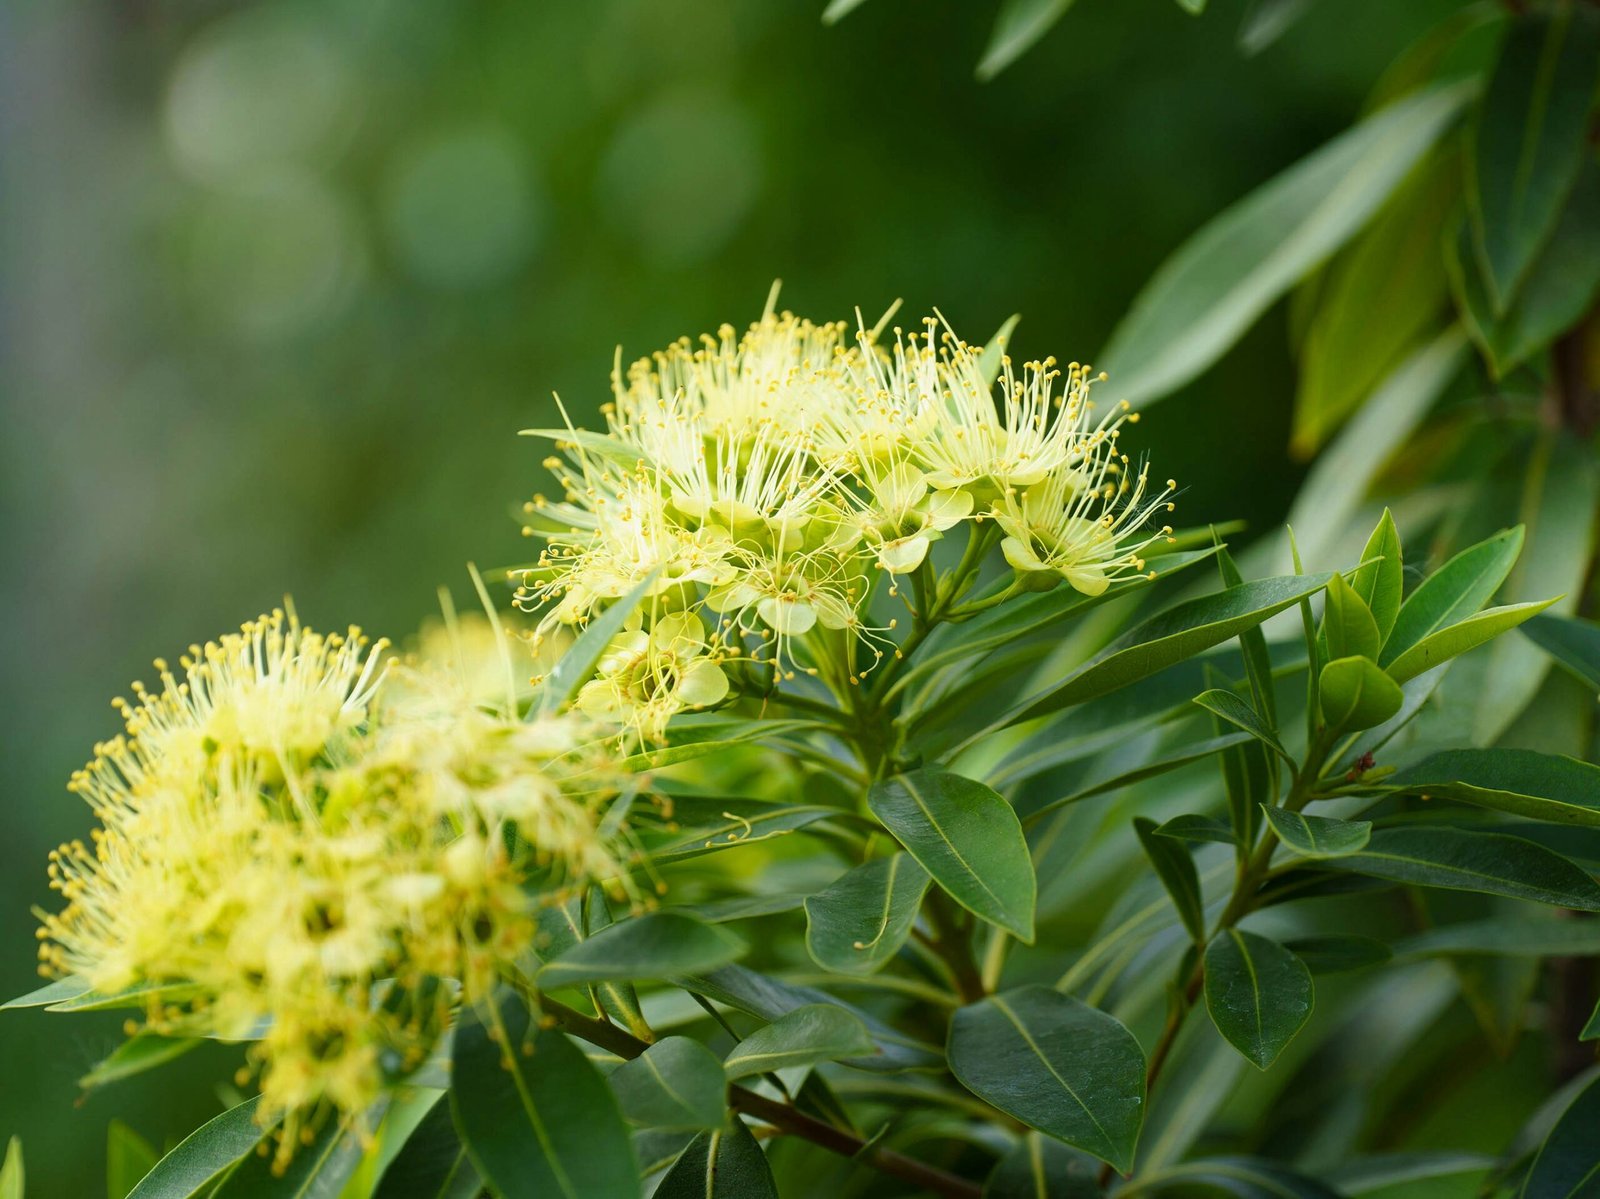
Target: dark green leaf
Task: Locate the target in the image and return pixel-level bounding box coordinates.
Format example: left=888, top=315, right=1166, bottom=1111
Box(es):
left=984, top=1134, right=1100, bottom=1197
left=126, top=1098, right=270, bottom=1199
left=639, top=797, right=835, bottom=863
left=722, top=1004, right=877, bottom=1079
left=1282, top=935, right=1392, bottom=975
left=537, top=912, right=745, bottom=988
left=1583, top=996, right=1600, bottom=1041
left=1019, top=733, right=1254, bottom=825
left=81, top=1035, right=203, bottom=1091
left=1350, top=510, right=1404, bottom=646
left=1523, top=613, right=1600, bottom=691
left=1394, top=916, right=1600, bottom=959
left=1215, top=543, right=1277, bottom=725
left=1522, top=1070, right=1600, bottom=1197
left=211, top=1098, right=388, bottom=1199
left=1100, top=84, right=1471, bottom=408
left=579, top=890, right=652, bottom=1043
left=1262, top=808, right=1372, bottom=858
left=1386, top=598, right=1557, bottom=683
left=108, top=1122, right=159, bottom=1199
left=1319, top=655, right=1405, bottom=729
left=1380, top=526, right=1523, bottom=665
left=609, top=1037, right=727, bottom=1131
left=1323, top=827, right=1600, bottom=910
left=1389, top=748, right=1600, bottom=827
left=868, top=768, right=1035, bottom=941
left=653, top=1122, right=777, bottom=1199
left=451, top=988, right=637, bottom=1199
left=373, top=1093, right=480, bottom=1199
left=804, top=854, right=930, bottom=976
left=1134, top=817, right=1205, bottom=943
left=999, top=574, right=1334, bottom=730
left=1156, top=814, right=1237, bottom=846
left=1466, top=6, right=1600, bottom=310
left=948, top=985, right=1145, bottom=1173
left=1328, top=1153, right=1494, bottom=1195
left=1204, top=930, right=1314, bottom=1069
left=1131, top=1156, right=1341, bottom=1197
left=681, top=894, right=806, bottom=923
left=1192, top=690, right=1290, bottom=764
left=976, top=0, right=1077, bottom=81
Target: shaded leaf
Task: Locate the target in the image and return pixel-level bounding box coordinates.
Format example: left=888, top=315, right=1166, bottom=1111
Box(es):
left=537, top=912, right=746, bottom=988
left=1390, top=748, right=1600, bottom=827
left=1018, top=732, right=1254, bottom=825
left=1324, top=827, right=1600, bottom=910
left=723, top=1004, right=876, bottom=1079
left=1394, top=916, right=1600, bottom=960
left=108, top=1122, right=159, bottom=1199
left=1157, top=814, right=1236, bottom=846
left=653, top=1122, right=777, bottom=1199
left=1282, top=935, right=1392, bottom=975
left=1204, top=930, right=1314, bottom=1069
left=1521, top=1070, right=1600, bottom=1197
left=535, top=570, right=660, bottom=715
left=1192, top=690, right=1290, bottom=763
left=1262, top=808, right=1372, bottom=858
left=211, top=1098, right=388, bottom=1198
left=1524, top=613, right=1600, bottom=691
left=126, top=1098, right=270, bottom=1199
left=639, top=797, right=835, bottom=863
left=610, top=1037, right=727, bottom=1131
left=984, top=1134, right=1099, bottom=1197
left=373, top=1092, right=481, bottom=1199
left=804, top=854, right=930, bottom=976
left=1131, top=1156, right=1342, bottom=1197
left=1237, top=0, right=1320, bottom=56
left=1134, top=817, right=1205, bottom=943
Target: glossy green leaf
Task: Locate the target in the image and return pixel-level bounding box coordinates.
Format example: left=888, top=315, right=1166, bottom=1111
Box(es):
left=1, top=975, right=88, bottom=1009
left=1381, top=525, right=1523, bottom=664
left=1523, top=613, right=1600, bottom=691
left=1385, top=597, right=1557, bottom=683
left=451, top=988, right=637, bottom=1199
left=985, top=1134, right=1100, bottom=1197
left=1134, top=817, right=1205, bottom=943
left=1192, top=690, right=1290, bottom=764
left=1394, top=916, right=1600, bottom=960
left=653, top=1121, right=777, bottom=1199
left=0, top=1139, right=19, bottom=1199
left=999, top=574, right=1334, bottom=730
left=610, top=1037, right=726, bottom=1131
left=108, top=1122, right=159, bottom=1199
left=1319, top=656, right=1404, bottom=730
left=1323, top=572, right=1381, bottom=662
left=538, top=912, right=745, bottom=988
left=1466, top=5, right=1600, bottom=310
left=1262, top=808, right=1372, bottom=858
left=639, top=797, right=835, bottom=863
left=1390, top=748, right=1600, bottom=827
left=372, top=1093, right=480, bottom=1199
left=804, top=854, right=929, bottom=976
left=1100, top=83, right=1471, bottom=407
left=1324, top=827, right=1600, bottom=910
left=126, top=1098, right=270, bottom=1199
left=81, top=1035, right=203, bottom=1091
left=722, top=1003, right=876, bottom=1079
left=1350, top=510, right=1403, bottom=645
left=1282, top=935, right=1392, bottom=975
left=1522, top=1070, right=1600, bottom=1197
left=211, top=1098, right=388, bottom=1198
left=868, top=768, right=1035, bottom=941
left=1203, top=930, right=1314, bottom=1069
left=976, top=0, right=1077, bottom=81
left=535, top=569, right=659, bottom=715
left=949, top=986, right=1145, bottom=1173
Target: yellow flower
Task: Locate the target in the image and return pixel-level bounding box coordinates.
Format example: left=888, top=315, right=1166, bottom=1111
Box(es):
left=854, top=462, right=974, bottom=575
left=576, top=612, right=731, bottom=741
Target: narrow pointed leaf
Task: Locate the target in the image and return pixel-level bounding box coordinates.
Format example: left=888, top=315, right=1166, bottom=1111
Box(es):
left=1193, top=690, right=1290, bottom=764
left=804, top=854, right=930, bottom=975
left=1262, top=808, right=1372, bottom=858
left=211, top=1098, right=388, bottom=1198
left=451, top=988, right=638, bottom=1199
left=1215, top=544, right=1276, bottom=724
left=1389, top=748, right=1600, bottom=827
left=373, top=1092, right=481, bottom=1199
left=109, top=1122, right=159, bottom=1199
left=536, top=569, right=660, bottom=715
left=976, top=0, right=1077, bottom=80
left=1521, top=1070, right=1600, bottom=1198
left=2, top=975, right=89, bottom=1009
left=538, top=912, right=745, bottom=988
left=723, top=1004, right=876, bottom=1079
left=1019, top=733, right=1253, bottom=824
left=1350, top=511, right=1403, bottom=644
left=1523, top=613, right=1600, bottom=691
left=1156, top=814, right=1237, bottom=846
left=868, top=768, right=1035, bottom=941
left=1283, top=935, right=1392, bottom=975
left=1385, top=597, right=1557, bottom=683
left=985, top=1135, right=1101, bottom=1197
left=1323, top=573, right=1381, bottom=662
left=638, top=796, right=835, bottom=863
left=1204, top=930, right=1314, bottom=1069
left=653, top=1121, right=777, bottom=1199
left=81, top=1035, right=203, bottom=1090
left=610, top=1037, right=727, bottom=1130
left=0, top=1140, right=19, bottom=1199
left=1134, top=817, right=1205, bottom=942
left=1380, top=527, right=1523, bottom=666
left=1323, top=827, right=1600, bottom=910
left=1131, top=1157, right=1341, bottom=1197
left=1393, top=917, right=1600, bottom=960
left=127, top=1097, right=270, bottom=1199
left=949, top=986, right=1145, bottom=1173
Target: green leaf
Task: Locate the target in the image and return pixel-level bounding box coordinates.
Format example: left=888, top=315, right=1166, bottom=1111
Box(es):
left=1523, top=613, right=1600, bottom=691
left=1350, top=510, right=1404, bottom=645
left=1384, top=598, right=1557, bottom=684
left=1203, top=930, right=1314, bottom=1069
left=2, top=975, right=88, bottom=1009
left=618, top=719, right=822, bottom=772
left=210, top=1098, right=388, bottom=1198
left=1292, top=148, right=1458, bottom=452
left=126, top=1098, right=270, bottom=1199
left=1381, top=526, right=1524, bottom=665
left=1584, top=996, right=1600, bottom=1041
left=109, top=1122, right=159, bottom=1199
left=1521, top=1070, right=1600, bottom=1197
left=451, top=988, right=638, bottom=1199
left=609, top=1037, right=727, bottom=1131
left=1329, top=1153, right=1495, bottom=1195
left=1466, top=6, right=1600, bottom=311
left=535, top=569, right=660, bottom=715
left=1323, top=573, right=1381, bottom=662
left=1282, top=935, right=1392, bottom=975
left=1131, top=1157, right=1341, bottom=1197
left=1100, top=83, right=1472, bottom=408
left=1156, top=814, right=1237, bottom=846
left=1262, top=808, right=1372, bottom=858
left=998, top=574, right=1334, bottom=730
left=373, top=1093, right=481, bottom=1199
left=44, top=980, right=197, bottom=1014
left=1216, top=538, right=1276, bottom=727
left=653, top=1122, right=777, bottom=1199
left=1451, top=165, right=1600, bottom=376
left=578, top=889, right=653, bottom=1044
left=985, top=1135, right=1100, bottom=1197
left=1133, top=817, right=1205, bottom=943
left=820, top=0, right=871, bottom=25
left=1237, top=0, right=1320, bottom=56
left=804, top=854, right=930, bottom=976
left=1016, top=731, right=1253, bottom=821
left=976, top=0, right=1077, bottom=81
left=638, top=797, right=835, bottom=863
left=868, top=768, right=1035, bottom=941
left=1324, top=827, right=1600, bottom=910
left=1394, top=916, right=1600, bottom=959
left=1192, top=690, right=1290, bottom=764
left=949, top=986, right=1145, bottom=1173
left=81, top=1035, right=203, bottom=1091
left=722, top=1004, right=877, bottom=1079
left=538, top=912, right=746, bottom=988
left=1319, top=656, right=1405, bottom=730
left=1390, top=748, right=1600, bottom=827
left=0, top=1139, right=20, bottom=1199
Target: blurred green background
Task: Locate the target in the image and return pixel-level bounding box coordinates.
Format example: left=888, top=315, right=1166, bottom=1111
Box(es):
left=0, top=0, right=1459, bottom=1188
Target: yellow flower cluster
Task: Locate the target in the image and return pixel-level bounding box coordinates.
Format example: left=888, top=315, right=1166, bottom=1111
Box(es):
left=37, top=610, right=634, bottom=1167
left=516, top=295, right=1175, bottom=739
